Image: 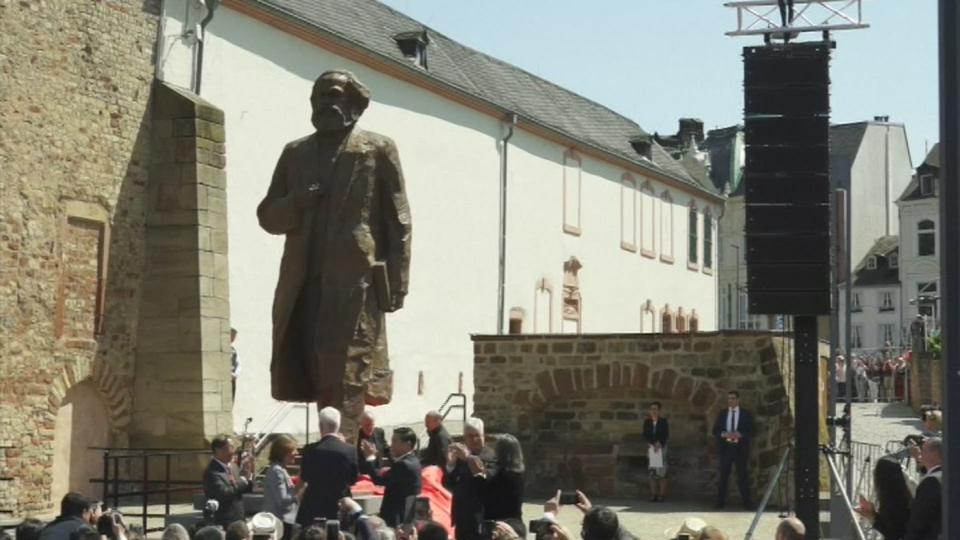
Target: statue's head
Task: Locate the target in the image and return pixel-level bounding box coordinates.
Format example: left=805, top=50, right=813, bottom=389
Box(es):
left=311, top=70, right=371, bottom=135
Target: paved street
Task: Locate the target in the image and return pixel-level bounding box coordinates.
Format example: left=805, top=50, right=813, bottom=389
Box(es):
left=847, top=401, right=924, bottom=450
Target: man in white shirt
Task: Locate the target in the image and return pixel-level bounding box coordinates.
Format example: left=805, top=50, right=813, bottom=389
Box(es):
left=834, top=354, right=847, bottom=400
left=712, top=391, right=755, bottom=509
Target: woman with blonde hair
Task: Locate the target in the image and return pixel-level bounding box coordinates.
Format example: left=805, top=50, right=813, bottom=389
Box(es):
left=263, top=435, right=306, bottom=540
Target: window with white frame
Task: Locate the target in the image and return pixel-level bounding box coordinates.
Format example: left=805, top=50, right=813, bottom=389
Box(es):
left=879, top=324, right=895, bottom=346
left=920, top=174, right=936, bottom=196
left=851, top=292, right=862, bottom=312
left=660, top=191, right=673, bottom=261
left=703, top=209, right=714, bottom=271
left=879, top=291, right=895, bottom=311
left=562, top=150, right=582, bottom=235
left=688, top=204, right=699, bottom=266
left=918, top=219, right=936, bottom=256
left=851, top=325, right=863, bottom=349
left=867, top=256, right=877, bottom=270
left=640, top=182, right=656, bottom=255
left=620, top=174, right=637, bottom=251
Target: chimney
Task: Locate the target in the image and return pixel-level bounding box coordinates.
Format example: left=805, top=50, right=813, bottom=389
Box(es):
left=874, top=115, right=890, bottom=123
left=678, top=118, right=704, bottom=147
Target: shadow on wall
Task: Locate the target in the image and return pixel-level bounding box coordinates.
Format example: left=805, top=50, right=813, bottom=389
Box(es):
left=50, top=381, right=110, bottom=506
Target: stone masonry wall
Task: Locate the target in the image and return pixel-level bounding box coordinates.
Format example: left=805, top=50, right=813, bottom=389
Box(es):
left=0, top=0, right=160, bottom=516
left=473, top=332, right=824, bottom=502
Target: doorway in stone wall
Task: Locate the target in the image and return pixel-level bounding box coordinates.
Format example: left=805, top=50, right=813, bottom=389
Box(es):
left=50, top=380, right=110, bottom=505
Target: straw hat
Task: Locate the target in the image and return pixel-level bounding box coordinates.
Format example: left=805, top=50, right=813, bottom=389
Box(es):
left=249, top=512, right=284, bottom=540
left=664, top=517, right=707, bottom=539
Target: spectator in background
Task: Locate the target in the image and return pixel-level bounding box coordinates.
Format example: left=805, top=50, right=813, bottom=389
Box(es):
left=225, top=521, right=250, bottom=540
left=264, top=434, right=306, bottom=539
left=39, top=493, right=92, bottom=540
left=835, top=355, right=847, bottom=400
left=16, top=519, right=45, bottom=540
left=160, top=524, right=190, bottom=540
left=417, top=522, right=449, bottom=540
left=774, top=518, right=805, bottom=540
left=855, top=458, right=912, bottom=540
left=546, top=506, right=620, bottom=540
left=642, top=401, right=669, bottom=502
left=362, top=427, right=422, bottom=527
left=482, top=434, right=525, bottom=536
left=297, top=407, right=358, bottom=526
left=203, top=435, right=254, bottom=527
left=904, top=438, right=942, bottom=540
left=356, top=410, right=390, bottom=468
left=194, top=526, right=226, bottom=540
left=853, top=355, right=869, bottom=402
left=420, top=411, right=451, bottom=470
left=445, top=418, right=494, bottom=540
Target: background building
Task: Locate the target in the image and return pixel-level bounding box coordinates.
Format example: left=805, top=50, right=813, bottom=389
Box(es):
left=838, top=236, right=901, bottom=352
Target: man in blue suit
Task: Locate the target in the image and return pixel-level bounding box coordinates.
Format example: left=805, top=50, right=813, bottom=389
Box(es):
left=713, top=390, right=755, bottom=509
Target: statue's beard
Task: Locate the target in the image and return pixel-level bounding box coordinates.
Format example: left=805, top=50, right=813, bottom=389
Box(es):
left=312, top=105, right=355, bottom=135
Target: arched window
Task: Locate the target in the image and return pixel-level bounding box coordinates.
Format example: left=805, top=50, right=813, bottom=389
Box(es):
left=660, top=191, right=674, bottom=262
left=688, top=204, right=699, bottom=266
left=661, top=305, right=674, bottom=334
left=703, top=209, right=714, bottom=271
left=676, top=308, right=687, bottom=333
left=918, top=219, right=936, bottom=256
left=690, top=310, right=700, bottom=333
left=620, top=174, right=637, bottom=251
left=641, top=300, right=656, bottom=332
left=508, top=307, right=525, bottom=335
left=533, top=279, right=553, bottom=333
left=563, top=150, right=582, bottom=235
left=640, top=181, right=656, bottom=256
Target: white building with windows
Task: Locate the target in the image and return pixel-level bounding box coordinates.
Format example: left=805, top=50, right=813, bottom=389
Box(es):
left=897, top=144, right=941, bottom=335
left=838, top=236, right=901, bottom=352
left=155, top=0, right=722, bottom=432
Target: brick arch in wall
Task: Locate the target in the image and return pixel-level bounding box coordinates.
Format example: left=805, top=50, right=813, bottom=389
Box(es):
left=47, top=358, right=132, bottom=432
left=512, top=361, right=725, bottom=497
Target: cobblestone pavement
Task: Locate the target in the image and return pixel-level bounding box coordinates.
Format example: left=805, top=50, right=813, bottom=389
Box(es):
left=847, top=401, right=923, bottom=450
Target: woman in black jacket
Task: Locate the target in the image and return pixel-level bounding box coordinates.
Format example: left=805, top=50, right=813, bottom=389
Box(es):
left=483, top=434, right=525, bottom=537
left=855, top=458, right=912, bottom=539
left=642, top=401, right=669, bottom=502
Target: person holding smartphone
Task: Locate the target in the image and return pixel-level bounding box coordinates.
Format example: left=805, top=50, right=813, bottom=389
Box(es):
left=481, top=435, right=525, bottom=537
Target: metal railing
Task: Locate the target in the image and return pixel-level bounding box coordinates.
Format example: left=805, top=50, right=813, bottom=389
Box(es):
left=92, top=448, right=208, bottom=533
left=744, top=446, right=791, bottom=540
left=822, top=446, right=868, bottom=540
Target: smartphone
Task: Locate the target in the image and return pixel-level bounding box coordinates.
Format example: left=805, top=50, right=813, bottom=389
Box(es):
left=478, top=520, right=496, bottom=540
left=559, top=491, right=579, bottom=505
left=528, top=520, right=552, bottom=536
left=414, top=497, right=431, bottom=520
left=325, top=519, right=340, bottom=540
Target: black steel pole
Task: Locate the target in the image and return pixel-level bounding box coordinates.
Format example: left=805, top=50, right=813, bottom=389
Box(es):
left=795, top=315, right=820, bottom=539
left=938, top=2, right=959, bottom=539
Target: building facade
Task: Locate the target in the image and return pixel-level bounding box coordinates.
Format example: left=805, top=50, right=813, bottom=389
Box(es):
left=897, top=144, right=941, bottom=335
left=838, top=236, right=901, bottom=352
left=156, top=0, right=723, bottom=433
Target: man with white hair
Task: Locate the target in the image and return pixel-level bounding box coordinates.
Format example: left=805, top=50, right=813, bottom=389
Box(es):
left=444, top=417, right=494, bottom=540
left=904, top=437, right=942, bottom=540
left=356, top=409, right=390, bottom=467
left=296, top=407, right=359, bottom=526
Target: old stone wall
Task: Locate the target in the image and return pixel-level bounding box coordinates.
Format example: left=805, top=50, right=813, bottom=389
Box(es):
left=473, top=332, right=824, bottom=502
left=0, top=0, right=160, bottom=516
left=909, top=354, right=942, bottom=410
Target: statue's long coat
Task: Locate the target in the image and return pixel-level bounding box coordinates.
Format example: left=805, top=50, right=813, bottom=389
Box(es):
left=257, top=128, right=411, bottom=404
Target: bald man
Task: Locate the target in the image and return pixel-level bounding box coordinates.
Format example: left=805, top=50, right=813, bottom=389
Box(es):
left=775, top=517, right=804, bottom=540
left=419, top=411, right=451, bottom=469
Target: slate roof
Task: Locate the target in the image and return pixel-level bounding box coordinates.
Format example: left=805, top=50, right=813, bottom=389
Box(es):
left=241, top=0, right=719, bottom=199
left=852, top=235, right=900, bottom=287
left=898, top=144, right=942, bottom=202
left=830, top=122, right=869, bottom=162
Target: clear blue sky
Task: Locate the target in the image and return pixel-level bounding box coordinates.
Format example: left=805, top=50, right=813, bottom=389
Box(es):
left=379, top=0, right=939, bottom=164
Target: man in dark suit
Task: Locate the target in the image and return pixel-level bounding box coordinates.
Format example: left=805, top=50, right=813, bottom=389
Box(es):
left=445, top=418, right=494, bottom=540
left=356, top=410, right=390, bottom=468
left=420, top=411, right=451, bottom=470
left=361, top=427, right=422, bottom=527
left=712, top=390, right=755, bottom=509
left=203, top=435, right=254, bottom=527
left=38, top=492, right=92, bottom=540
left=297, top=407, right=360, bottom=526
left=905, top=437, right=942, bottom=540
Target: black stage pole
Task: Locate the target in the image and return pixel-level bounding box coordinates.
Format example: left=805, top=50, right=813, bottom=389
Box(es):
left=794, top=316, right=820, bottom=539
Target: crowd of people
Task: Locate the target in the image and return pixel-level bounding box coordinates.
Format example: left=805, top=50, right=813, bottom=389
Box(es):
left=4, top=396, right=945, bottom=540
left=834, top=351, right=910, bottom=402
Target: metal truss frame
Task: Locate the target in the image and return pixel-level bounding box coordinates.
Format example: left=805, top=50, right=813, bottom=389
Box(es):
left=725, top=0, right=869, bottom=37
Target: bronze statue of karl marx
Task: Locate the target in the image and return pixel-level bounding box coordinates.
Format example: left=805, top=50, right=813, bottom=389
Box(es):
left=257, top=70, right=412, bottom=425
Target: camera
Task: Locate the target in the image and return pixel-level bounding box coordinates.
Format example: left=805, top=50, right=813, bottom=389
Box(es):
left=202, top=500, right=219, bottom=520
left=413, top=497, right=431, bottom=521
left=559, top=491, right=579, bottom=505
